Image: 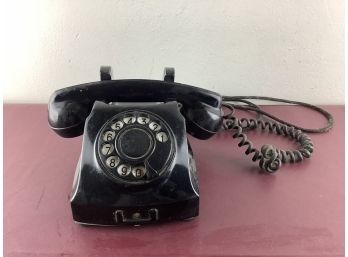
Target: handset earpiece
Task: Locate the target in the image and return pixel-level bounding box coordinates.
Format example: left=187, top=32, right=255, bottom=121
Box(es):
left=48, top=88, right=94, bottom=137
left=49, top=66, right=113, bottom=138
left=183, top=102, right=223, bottom=140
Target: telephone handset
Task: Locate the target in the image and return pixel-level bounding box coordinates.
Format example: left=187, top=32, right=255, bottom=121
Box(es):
left=48, top=70, right=222, bottom=139
left=48, top=66, right=333, bottom=225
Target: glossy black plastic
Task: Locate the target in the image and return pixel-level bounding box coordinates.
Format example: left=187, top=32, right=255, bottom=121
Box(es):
left=70, top=101, right=199, bottom=225
left=48, top=79, right=223, bottom=139
left=48, top=68, right=222, bottom=225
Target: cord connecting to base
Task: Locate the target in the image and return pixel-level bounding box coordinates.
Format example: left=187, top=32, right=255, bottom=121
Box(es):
left=221, top=97, right=333, bottom=173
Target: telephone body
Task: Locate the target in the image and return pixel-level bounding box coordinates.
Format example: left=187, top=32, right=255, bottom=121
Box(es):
left=48, top=67, right=223, bottom=225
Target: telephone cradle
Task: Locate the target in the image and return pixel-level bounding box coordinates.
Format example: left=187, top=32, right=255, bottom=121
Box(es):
left=48, top=66, right=333, bottom=226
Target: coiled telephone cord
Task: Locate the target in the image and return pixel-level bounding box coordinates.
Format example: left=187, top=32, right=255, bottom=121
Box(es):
left=221, top=96, right=334, bottom=173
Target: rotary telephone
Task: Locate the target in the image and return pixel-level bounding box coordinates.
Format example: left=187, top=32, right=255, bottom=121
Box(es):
left=48, top=66, right=333, bottom=225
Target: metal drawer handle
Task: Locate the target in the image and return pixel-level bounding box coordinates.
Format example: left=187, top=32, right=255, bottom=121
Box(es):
left=114, top=208, right=158, bottom=223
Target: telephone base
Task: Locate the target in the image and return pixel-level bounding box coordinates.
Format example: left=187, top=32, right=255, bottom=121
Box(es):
left=69, top=101, right=200, bottom=226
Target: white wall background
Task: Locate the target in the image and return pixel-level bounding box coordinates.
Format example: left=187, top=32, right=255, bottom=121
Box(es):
left=2, top=0, right=344, bottom=104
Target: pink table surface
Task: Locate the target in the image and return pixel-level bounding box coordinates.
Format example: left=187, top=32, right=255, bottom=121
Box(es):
left=4, top=104, right=344, bottom=257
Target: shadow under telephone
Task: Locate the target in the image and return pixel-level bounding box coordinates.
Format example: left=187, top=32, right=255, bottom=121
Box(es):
left=48, top=66, right=333, bottom=225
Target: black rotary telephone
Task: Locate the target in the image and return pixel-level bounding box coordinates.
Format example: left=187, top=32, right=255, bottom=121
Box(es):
left=48, top=66, right=333, bottom=225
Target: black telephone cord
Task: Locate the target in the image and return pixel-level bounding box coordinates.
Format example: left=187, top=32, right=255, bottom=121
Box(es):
left=221, top=96, right=334, bottom=173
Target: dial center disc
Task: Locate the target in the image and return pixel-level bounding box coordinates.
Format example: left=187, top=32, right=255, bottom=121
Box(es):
left=118, top=128, right=153, bottom=159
